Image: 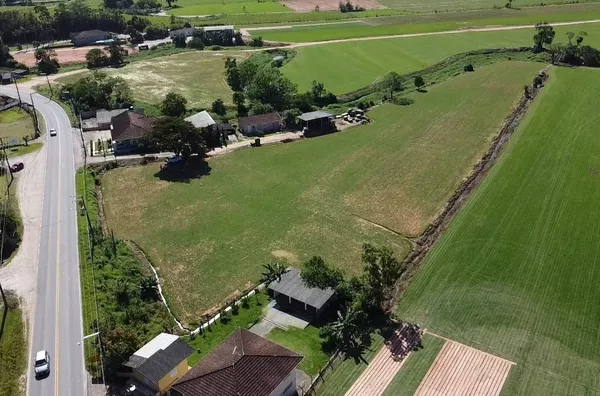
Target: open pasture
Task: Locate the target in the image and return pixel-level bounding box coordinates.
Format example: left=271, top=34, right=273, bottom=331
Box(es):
left=257, top=4, right=600, bottom=42
left=379, top=0, right=599, bottom=12
left=397, top=66, right=600, bottom=395
left=101, top=61, right=541, bottom=323
left=282, top=22, right=600, bottom=93
left=56, top=50, right=248, bottom=108
left=167, top=1, right=289, bottom=15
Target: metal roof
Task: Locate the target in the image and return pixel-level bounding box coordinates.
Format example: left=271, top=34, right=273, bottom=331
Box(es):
left=185, top=111, right=216, bottom=129
left=268, top=268, right=335, bottom=309
left=204, top=25, right=234, bottom=32
left=134, top=333, right=179, bottom=359
left=298, top=110, right=334, bottom=122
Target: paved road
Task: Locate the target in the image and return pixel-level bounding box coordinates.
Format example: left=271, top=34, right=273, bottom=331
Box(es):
left=0, top=87, right=85, bottom=396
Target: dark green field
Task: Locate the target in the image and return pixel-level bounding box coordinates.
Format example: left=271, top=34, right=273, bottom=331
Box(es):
left=398, top=66, right=600, bottom=395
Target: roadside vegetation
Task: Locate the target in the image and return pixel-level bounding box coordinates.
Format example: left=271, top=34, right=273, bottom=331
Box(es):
left=398, top=66, right=600, bottom=394
left=100, top=61, right=541, bottom=323
left=76, top=169, right=174, bottom=380
left=0, top=293, right=27, bottom=396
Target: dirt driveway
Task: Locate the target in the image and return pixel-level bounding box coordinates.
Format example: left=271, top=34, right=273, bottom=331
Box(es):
left=13, top=45, right=139, bottom=67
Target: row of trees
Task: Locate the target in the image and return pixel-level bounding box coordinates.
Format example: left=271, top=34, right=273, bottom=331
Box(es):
left=85, top=42, right=128, bottom=68
left=0, top=1, right=127, bottom=45
left=533, top=23, right=600, bottom=66
left=172, top=28, right=243, bottom=49
left=63, top=71, right=134, bottom=112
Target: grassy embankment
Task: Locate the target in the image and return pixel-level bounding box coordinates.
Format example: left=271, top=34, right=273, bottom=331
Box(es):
left=397, top=66, right=600, bottom=395
left=100, top=61, right=541, bottom=324
left=0, top=294, right=27, bottom=396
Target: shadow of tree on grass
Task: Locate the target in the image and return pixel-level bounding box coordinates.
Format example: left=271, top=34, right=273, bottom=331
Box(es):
left=153, top=156, right=212, bottom=183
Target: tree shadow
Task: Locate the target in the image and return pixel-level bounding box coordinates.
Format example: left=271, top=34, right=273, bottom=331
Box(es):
left=153, top=156, right=212, bottom=183
left=416, top=88, right=428, bottom=93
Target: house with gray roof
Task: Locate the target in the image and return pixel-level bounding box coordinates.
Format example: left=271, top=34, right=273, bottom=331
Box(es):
left=268, top=267, right=336, bottom=318
left=124, top=333, right=194, bottom=395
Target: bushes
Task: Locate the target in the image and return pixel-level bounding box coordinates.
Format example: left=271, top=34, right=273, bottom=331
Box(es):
left=464, top=63, right=474, bottom=72
left=144, top=25, right=169, bottom=40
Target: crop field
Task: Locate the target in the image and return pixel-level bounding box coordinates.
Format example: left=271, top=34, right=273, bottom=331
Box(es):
left=256, top=4, right=600, bottom=42
left=101, top=61, right=540, bottom=323
left=56, top=51, right=248, bottom=108
left=167, top=1, right=289, bottom=15
left=397, top=66, right=600, bottom=395
left=379, top=0, right=599, bottom=12
left=282, top=23, right=600, bottom=93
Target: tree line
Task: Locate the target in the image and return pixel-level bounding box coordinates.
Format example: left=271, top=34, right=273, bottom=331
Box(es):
left=534, top=22, right=600, bottom=66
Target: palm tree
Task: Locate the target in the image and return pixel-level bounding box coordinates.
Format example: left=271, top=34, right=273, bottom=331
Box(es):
left=260, top=262, right=288, bottom=285
left=328, top=305, right=366, bottom=350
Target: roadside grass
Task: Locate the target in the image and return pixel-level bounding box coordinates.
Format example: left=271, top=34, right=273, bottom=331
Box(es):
left=381, top=334, right=445, bottom=395
left=55, top=51, right=249, bottom=108
left=0, top=108, right=35, bottom=141
left=266, top=326, right=329, bottom=376
left=168, top=1, right=289, bottom=15
left=186, top=291, right=268, bottom=366
left=7, top=143, right=43, bottom=157
left=0, top=294, right=27, bottom=396
left=36, top=86, right=78, bottom=126
left=101, top=61, right=539, bottom=323
left=397, top=66, right=600, bottom=395
left=283, top=24, right=600, bottom=93
left=318, top=332, right=385, bottom=395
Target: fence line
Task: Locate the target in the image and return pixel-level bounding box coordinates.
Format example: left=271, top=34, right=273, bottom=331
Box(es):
left=304, top=349, right=344, bottom=396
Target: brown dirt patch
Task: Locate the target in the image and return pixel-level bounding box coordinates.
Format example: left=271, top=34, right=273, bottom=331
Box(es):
left=271, top=249, right=300, bottom=264
left=13, top=45, right=139, bottom=67
left=281, top=0, right=386, bottom=12
left=415, top=337, right=514, bottom=396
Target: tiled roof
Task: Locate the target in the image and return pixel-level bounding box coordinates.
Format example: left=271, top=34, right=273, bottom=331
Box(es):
left=110, top=111, right=155, bottom=142
left=173, top=329, right=302, bottom=396
left=238, top=113, right=282, bottom=130
left=125, top=338, right=193, bottom=384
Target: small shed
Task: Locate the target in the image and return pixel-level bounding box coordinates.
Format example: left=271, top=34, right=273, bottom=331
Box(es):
left=0, top=73, right=12, bottom=85
left=298, top=110, right=334, bottom=137
left=268, top=268, right=335, bottom=318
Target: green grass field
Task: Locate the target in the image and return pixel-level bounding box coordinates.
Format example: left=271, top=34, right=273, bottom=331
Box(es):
left=379, top=0, right=599, bottom=12
left=266, top=326, right=329, bottom=375
left=256, top=4, right=600, bottom=42
left=0, top=296, right=27, bottom=396
left=101, top=61, right=540, bottom=323
left=168, top=1, right=289, bottom=15
left=382, top=334, right=445, bottom=395
left=282, top=23, right=600, bottom=93
left=55, top=51, right=249, bottom=108
left=397, top=66, right=600, bottom=395
left=0, top=108, right=35, bottom=141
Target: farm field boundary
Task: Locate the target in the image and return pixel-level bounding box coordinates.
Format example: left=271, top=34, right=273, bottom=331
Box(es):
left=389, top=66, right=548, bottom=309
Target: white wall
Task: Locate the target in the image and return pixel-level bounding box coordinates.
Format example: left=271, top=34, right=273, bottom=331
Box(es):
left=269, top=369, right=297, bottom=396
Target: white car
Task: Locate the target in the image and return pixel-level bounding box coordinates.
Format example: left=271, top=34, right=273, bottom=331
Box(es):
left=34, top=350, right=50, bottom=378
left=49, top=128, right=57, bottom=137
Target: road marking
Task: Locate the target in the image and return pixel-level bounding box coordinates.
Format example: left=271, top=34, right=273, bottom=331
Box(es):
left=54, top=111, right=62, bottom=396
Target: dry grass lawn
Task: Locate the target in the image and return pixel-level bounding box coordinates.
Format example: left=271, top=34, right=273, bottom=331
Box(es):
left=101, top=62, right=542, bottom=324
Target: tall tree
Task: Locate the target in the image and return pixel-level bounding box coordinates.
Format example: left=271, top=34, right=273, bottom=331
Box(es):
left=106, top=42, right=127, bottom=65
left=147, top=117, right=205, bottom=160
left=0, top=37, right=13, bottom=67
left=211, top=98, right=227, bottom=116
left=381, top=71, right=402, bottom=101
left=102, top=327, right=139, bottom=379
left=301, top=256, right=343, bottom=289
left=161, top=92, right=187, bottom=117
left=35, top=48, right=60, bottom=74
left=414, top=75, right=425, bottom=91
left=362, top=243, right=403, bottom=312
left=533, top=22, right=555, bottom=53
left=320, top=305, right=366, bottom=352
left=85, top=48, right=108, bottom=68
left=246, top=68, right=297, bottom=111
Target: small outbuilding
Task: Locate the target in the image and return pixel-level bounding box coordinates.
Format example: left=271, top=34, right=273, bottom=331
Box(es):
left=169, top=27, right=197, bottom=38
left=185, top=111, right=215, bottom=129
left=268, top=267, right=335, bottom=319
left=238, top=112, right=282, bottom=136
left=298, top=110, right=335, bottom=137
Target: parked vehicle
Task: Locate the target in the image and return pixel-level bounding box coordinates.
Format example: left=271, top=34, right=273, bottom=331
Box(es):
left=34, top=350, right=50, bottom=378
left=10, top=162, right=24, bottom=173
left=167, top=155, right=183, bottom=164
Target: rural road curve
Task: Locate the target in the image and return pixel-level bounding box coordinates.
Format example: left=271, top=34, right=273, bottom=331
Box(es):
left=0, top=86, right=85, bottom=396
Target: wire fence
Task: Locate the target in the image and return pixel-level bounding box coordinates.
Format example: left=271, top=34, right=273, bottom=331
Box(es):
left=302, top=350, right=343, bottom=396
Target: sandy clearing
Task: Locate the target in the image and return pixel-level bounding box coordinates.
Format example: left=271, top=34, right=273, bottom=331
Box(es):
left=414, top=336, right=514, bottom=396
left=13, top=45, right=139, bottom=67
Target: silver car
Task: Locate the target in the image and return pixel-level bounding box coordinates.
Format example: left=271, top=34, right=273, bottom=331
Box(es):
left=50, top=128, right=57, bottom=137
left=34, top=350, right=50, bottom=378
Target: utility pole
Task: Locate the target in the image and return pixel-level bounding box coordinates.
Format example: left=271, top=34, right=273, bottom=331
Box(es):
left=40, top=73, right=53, bottom=97
left=29, top=93, right=40, bottom=137
left=12, top=74, right=22, bottom=105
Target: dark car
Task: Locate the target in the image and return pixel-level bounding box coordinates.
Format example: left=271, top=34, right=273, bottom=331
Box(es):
left=10, top=162, right=24, bottom=173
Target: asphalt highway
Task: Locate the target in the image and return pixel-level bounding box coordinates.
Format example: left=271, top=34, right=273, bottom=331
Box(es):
left=0, top=86, right=85, bottom=396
